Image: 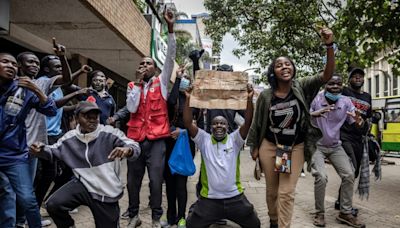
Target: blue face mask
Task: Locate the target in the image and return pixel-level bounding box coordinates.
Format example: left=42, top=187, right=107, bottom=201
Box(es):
left=179, top=78, right=190, bottom=91
left=325, top=91, right=342, bottom=102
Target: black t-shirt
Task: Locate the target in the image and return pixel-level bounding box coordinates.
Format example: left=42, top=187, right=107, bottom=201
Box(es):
left=265, top=91, right=305, bottom=146
left=340, top=87, right=372, bottom=140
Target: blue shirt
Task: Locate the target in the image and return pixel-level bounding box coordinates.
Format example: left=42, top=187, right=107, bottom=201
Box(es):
left=310, top=91, right=355, bottom=147
left=46, top=87, right=64, bottom=136
left=85, top=91, right=116, bottom=125
left=0, top=80, right=57, bottom=166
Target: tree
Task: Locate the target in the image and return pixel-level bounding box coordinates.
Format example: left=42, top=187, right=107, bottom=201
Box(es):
left=133, top=0, right=146, bottom=13
left=332, top=0, right=400, bottom=75
left=175, top=30, right=198, bottom=66
left=204, top=0, right=400, bottom=79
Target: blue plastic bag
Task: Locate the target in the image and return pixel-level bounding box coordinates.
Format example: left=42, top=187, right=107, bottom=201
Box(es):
left=168, top=130, right=196, bottom=176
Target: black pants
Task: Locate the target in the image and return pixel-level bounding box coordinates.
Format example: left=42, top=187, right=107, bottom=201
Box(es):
left=342, top=140, right=363, bottom=178
left=127, top=139, right=166, bottom=220
left=46, top=178, right=120, bottom=228
left=186, top=194, right=260, bottom=228
left=164, top=137, right=195, bottom=225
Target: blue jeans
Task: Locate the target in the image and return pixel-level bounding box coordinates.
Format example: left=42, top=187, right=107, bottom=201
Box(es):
left=16, top=156, right=38, bottom=225
left=0, top=163, right=41, bottom=228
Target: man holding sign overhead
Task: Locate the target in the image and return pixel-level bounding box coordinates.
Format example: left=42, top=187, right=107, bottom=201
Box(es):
left=184, top=72, right=260, bottom=227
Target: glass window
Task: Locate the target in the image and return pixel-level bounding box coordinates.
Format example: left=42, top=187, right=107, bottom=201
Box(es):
left=375, top=74, right=380, bottom=97
left=384, top=77, right=389, bottom=96
left=368, top=78, right=372, bottom=95
left=394, top=75, right=398, bottom=96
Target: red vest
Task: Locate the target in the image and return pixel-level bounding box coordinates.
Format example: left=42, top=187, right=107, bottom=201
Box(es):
left=127, top=77, right=170, bottom=142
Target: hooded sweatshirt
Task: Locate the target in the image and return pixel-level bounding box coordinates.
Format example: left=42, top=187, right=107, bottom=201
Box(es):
left=40, top=124, right=140, bottom=202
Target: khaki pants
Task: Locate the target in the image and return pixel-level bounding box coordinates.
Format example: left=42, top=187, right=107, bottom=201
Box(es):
left=259, top=139, right=304, bottom=228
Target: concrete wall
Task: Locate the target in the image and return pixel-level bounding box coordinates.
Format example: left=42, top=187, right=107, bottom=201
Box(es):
left=82, top=0, right=151, bottom=56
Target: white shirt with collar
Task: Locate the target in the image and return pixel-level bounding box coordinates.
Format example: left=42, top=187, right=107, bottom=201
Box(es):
left=192, top=128, right=245, bottom=199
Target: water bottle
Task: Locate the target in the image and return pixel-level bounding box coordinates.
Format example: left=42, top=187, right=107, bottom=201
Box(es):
left=4, top=87, right=25, bottom=116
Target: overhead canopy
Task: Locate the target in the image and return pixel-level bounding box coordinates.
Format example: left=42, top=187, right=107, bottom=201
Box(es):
left=4, top=0, right=152, bottom=81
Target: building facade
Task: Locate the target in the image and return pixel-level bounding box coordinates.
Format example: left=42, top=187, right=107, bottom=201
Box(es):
left=0, top=0, right=158, bottom=107
left=364, top=50, right=400, bottom=98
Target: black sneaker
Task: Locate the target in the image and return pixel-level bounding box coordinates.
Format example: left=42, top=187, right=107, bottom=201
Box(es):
left=352, top=207, right=359, bottom=217
left=334, top=200, right=340, bottom=210
left=270, top=220, right=278, bottom=228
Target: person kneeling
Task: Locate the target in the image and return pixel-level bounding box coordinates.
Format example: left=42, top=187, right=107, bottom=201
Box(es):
left=183, top=85, right=260, bottom=228
left=30, top=101, right=140, bottom=228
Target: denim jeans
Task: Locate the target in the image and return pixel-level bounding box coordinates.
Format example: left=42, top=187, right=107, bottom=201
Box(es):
left=16, top=156, right=38, bottom=225
left=0, top=163, right=41, bottom=228
left=0, top=171, right=16, bottom=227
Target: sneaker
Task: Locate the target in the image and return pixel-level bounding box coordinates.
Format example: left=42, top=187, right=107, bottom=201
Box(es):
left=313, top=213, right=326, bottom=227
left=159, top=216, right=169, bottom=227
left=41, top=219, right=52, bottom=227
left=300, top=172, right=306, bottom=177
left=152, top=220, right=162, bottom=228
left=352, top=208, right=359, bottom=217
left=69, top=208, right=79, bottom=214
left=121, top=210, right=130, bottom=220
left=177, top=218, right=186, bottom=228
left=270, top=220, right=278, bottom=228
left=16, top=224, right=25, bottom=228
left=336, top=213, right=365, bottom=228
left=334, top=200, right=340, bottom=210
left=127, top=215, right=142, bottom=228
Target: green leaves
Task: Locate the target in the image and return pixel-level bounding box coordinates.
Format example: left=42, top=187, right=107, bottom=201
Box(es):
left=204, top=0, right=400, bottom=81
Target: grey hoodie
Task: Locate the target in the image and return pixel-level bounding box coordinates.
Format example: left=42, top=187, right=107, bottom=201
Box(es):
left=40, top=124, right=140, bottom=203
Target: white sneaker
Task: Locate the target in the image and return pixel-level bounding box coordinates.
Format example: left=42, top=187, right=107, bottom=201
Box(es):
left=41, top=219, right=52, bottom=227
left=160, top=215, right=168, bottom=227
left=69, top=208, right=79, bottom=214
left=152, top=220, right=162, bottom=228
left=300, top=172, right=306, bottom=177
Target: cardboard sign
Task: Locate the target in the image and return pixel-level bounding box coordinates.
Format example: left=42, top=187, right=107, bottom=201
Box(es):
left=190, top=70, right=248, bottom=110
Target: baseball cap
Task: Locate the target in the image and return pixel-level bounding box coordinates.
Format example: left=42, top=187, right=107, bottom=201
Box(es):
left=217, top=64, right=233, bottom=72
left=74, top=101, right=101, bottom=115
left=348, top=67, right=365, bottom=79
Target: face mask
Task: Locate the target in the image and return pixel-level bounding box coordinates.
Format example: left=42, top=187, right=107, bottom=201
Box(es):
left=325, top=91, right=342, bottom=102
left=179, top=78, right=190, bottom=91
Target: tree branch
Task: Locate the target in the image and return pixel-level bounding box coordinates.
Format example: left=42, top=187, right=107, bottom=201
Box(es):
left=319, top=0, right=337, bottom=21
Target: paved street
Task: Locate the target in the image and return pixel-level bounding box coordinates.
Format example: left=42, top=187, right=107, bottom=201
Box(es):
left=44, top=148, right=400, bottom=228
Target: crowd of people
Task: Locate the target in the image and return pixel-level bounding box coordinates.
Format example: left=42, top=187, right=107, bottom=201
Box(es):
left=0, top=9, right=378, bottom=228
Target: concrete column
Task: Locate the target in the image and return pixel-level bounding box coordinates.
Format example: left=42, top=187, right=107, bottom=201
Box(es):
left=71, top=54, right=89, bottom=88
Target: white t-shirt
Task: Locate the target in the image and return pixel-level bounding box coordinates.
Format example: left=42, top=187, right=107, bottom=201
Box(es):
left=192, top=128, right=245, bottom=199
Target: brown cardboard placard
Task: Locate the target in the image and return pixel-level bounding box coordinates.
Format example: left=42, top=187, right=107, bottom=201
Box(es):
left=190, top=70, right=248, bottom=110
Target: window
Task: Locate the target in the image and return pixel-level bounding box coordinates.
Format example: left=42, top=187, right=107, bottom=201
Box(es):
left=375, top=74, right=380, bottom=97
left=368, top=78, right=372, bottom=95
left=394, top=75, right=398, bottom=96
left=384, top=77, right=389, bottom=96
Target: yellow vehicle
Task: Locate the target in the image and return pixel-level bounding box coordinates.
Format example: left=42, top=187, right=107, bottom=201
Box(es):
left=371, top=95, right=400, bottom=157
